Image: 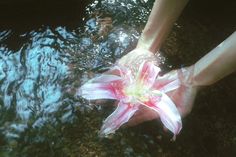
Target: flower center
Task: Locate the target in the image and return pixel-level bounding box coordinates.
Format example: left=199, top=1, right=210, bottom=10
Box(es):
left=124, top=83, right=149, bottom=102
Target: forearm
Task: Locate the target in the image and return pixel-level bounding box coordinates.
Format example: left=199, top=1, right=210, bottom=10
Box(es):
left=137, top=0, right=189, bottom=53
left=193, top=32, right=236, bottom=86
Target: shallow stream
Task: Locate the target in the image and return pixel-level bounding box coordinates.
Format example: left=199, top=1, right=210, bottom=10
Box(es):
left=0, top=0, right=235, bottom=156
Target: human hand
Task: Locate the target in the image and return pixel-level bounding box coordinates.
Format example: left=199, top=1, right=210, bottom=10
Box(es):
left=126, top=65, right=199, bottom=126
left=79, top=48, right=197, bottom=136
left=96, top=50, right=198, bottom=128
left=79, top=60, right=184, bottom=136
left=117, top=48, right=159, bottom=74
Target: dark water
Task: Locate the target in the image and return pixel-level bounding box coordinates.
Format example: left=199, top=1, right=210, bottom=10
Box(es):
left=0, top=0, right=236, bottom=157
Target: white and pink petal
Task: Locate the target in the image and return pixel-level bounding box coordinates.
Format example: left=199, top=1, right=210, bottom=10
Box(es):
left=77, top=83, right=118, bottom=100
left=157, top=93, right=182, bottom=135
left=89, top=74, right=121, bottom=83
left=77, top=73, right=127, bottom=100
left=99, top=102, right=139, bottom=136
left=140, top=93, right=182, bottom=136
left=158, top=79, right=180, bottom=93
left=137, top=62, right=160, bottom=87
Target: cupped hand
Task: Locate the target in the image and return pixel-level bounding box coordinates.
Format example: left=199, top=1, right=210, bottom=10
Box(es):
left=117, top=48, right=159, bottom=73
left=126, top=66, right=199, bottom=126
left=95, top=49, right=198, bottom=129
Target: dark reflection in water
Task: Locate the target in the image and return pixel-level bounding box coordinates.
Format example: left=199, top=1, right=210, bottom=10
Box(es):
left=0, top=0, right=236, bottom=156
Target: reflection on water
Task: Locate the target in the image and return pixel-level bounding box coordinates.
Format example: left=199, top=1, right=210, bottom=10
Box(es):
left=0, top=0, right=154, bottom=156
left=0, top=27, right=74, bottom=150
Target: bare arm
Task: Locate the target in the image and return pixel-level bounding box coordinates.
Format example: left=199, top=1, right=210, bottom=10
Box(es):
left=137, top=0, right=189, bottom=53
left=192, top=31, right=236, bottom=86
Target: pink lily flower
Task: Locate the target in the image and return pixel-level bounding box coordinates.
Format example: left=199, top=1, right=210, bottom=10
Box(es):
left=77, top=61, right=182, bottom=138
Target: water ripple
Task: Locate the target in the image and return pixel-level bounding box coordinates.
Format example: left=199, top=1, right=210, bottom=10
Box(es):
left=0, top=0, right=155, bottom=156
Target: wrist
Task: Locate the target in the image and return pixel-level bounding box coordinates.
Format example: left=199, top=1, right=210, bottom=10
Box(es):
left=180, top=64, right=214, bottom=87
left=178, top=65, right=201, bottom=87
left=136, top=37, right=159, bottom=54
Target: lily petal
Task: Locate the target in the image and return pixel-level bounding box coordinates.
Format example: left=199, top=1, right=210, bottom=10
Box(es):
left=89, top=74, right=121, bottom=83
left=77, top=73, right=125, bottom=100
left=158, top=79, right=180, bottom=93
left=99, top=102, right=139, bottom=136
left=137, top=62, right=160, bottom=87
left=141, top=94, right=182, bottom=135
left=154, top=70, right=178, bottom=91
left=112, top=65, right=134, bottom=84
left=78, top=83, right=117, bottom=100
left=157, top=93, right=182, bottom=135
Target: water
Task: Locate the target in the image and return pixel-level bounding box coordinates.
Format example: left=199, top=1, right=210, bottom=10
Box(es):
left=0, top=0, right=236, bottom=156
left=0, top=1, right=154, bottom=156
